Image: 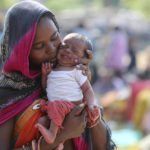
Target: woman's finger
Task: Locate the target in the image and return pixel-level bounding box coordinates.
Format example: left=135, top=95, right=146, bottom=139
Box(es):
left=76, top=64, right=88, bottom=71
left=76, top=64, right=91, bottom=80
left=75, top=58, right=90, bottom=66
left=71, top=103, right=85, bottom=116
left=80, top=108, right=87, bottom=128
left=86, top=50, right=93, bottom=60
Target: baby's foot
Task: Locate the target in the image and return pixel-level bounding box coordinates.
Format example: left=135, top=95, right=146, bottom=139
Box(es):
left=35, top=123, right=56, bottom=144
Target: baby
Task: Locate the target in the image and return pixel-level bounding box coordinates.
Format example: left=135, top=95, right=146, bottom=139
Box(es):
left=36, top=33, right=100, bottom=146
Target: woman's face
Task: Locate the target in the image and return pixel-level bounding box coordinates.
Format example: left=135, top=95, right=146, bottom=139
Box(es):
left=29, top=16, right=61, bottom=70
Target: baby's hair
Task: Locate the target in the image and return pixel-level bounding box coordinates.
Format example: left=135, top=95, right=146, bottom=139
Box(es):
left=63, top=33, right=92, bottom=58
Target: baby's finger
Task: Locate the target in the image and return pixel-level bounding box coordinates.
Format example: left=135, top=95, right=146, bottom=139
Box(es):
left=42, top=63, right=46, bottom=69
left=47, top=63, right=51, bottom=69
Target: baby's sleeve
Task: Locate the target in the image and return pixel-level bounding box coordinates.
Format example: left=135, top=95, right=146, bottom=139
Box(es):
left=75, top=69, right=87, bottom=86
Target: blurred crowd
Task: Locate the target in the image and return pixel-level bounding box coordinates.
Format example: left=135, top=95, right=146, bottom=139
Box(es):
left=58, top=8, right=150, bottom=150
left=1, top=7, right=150, bottom=150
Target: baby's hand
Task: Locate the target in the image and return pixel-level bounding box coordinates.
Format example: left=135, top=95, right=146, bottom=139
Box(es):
left=42, top=63, right=53, bottom=76
left=88, top=104, right=100, bottom=121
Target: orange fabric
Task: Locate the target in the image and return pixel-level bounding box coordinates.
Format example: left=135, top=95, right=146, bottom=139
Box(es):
left=14, top=100, right=43, bottom=148
left=40, top=100, right=75, bottom=128
left=13, top=99, right=41, bottom=138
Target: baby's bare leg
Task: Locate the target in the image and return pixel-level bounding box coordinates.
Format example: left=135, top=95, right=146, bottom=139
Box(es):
left=37, top=116, right=50, bottom=128
left=36, top=118, right=58, bottom=144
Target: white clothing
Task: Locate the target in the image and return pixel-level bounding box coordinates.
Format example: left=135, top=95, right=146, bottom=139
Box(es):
left=46, top=68, right=87, bottom=102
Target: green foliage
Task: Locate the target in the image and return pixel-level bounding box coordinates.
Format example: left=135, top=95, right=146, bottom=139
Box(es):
left=45, top=0, right=81, bottom=12
left=121, top=0, right=150, bottom=20
left=0, top=0, right=19, bottom=9
left=45, top=0, right=102, bottom=12
left=0, top=0, right=102, bottom=12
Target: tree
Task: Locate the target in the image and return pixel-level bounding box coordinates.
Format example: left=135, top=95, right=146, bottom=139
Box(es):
left=121, top=0, right=150, bottom=20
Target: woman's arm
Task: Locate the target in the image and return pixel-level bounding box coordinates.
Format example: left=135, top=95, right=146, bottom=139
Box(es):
left=91, top=108, right=116, bottom=150
left=91, top=119, right=107, bottom=150
left=0, top=118, right=14, bottom=150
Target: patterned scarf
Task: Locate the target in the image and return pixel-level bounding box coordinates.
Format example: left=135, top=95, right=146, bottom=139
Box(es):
left=0, top=0, right=58, bottom=123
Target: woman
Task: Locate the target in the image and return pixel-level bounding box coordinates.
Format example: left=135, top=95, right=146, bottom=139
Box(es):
left=0, top=1, right=116, bottom=150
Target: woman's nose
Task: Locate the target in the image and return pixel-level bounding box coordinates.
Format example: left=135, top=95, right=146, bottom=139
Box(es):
left=46, top=42, right=56, bottom=54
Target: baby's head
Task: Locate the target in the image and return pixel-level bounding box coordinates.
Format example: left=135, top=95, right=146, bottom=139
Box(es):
left=57, top=33, right=92, bottom=66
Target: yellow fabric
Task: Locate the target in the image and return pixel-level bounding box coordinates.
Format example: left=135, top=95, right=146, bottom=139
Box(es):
left=132, top=88, right=150, bottom=129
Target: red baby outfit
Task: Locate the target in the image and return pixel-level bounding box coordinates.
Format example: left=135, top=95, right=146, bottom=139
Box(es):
left=40, top=100, right=100, bottom=129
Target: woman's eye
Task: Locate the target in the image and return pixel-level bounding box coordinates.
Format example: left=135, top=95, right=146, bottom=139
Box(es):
left=51, top=32, right=58, bottom=41
left=33, top=43, right=44, bottom=49
left=59, top=44, right=69, bottom=49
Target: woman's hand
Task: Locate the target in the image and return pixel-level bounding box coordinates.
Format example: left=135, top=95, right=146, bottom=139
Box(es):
left=40, top=104, right=87, bottom=150
left=63, top=103, right=87, bottom=139
left=75, top=50, right=93, bottom=80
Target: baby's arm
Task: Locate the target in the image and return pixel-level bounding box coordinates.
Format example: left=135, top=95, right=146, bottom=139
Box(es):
left=81, top=80, right=100, bottom=124
left=81, top=80, right=95, bottom=108
left=41, top=63, right=52, bottom=90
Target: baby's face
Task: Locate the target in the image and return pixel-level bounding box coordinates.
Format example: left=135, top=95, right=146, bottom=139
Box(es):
left=57, top=37, right=86, bottom=66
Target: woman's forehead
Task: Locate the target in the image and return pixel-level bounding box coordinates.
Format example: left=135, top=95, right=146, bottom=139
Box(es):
left=35, top=17, right=57, bottom=40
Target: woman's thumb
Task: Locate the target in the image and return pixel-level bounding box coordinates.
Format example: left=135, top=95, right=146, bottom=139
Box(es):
left=72, top=103, right=85, bottom=116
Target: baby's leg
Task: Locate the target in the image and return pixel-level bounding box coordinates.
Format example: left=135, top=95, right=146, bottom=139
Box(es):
left=37, top=115, right=50, bottom=128
left=36, top=120, right=58, bottom=144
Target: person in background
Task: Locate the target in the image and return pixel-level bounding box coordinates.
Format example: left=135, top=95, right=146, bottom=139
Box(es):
left=107, top=26, right=128, bottom=75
